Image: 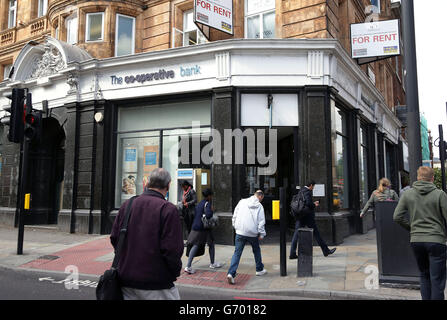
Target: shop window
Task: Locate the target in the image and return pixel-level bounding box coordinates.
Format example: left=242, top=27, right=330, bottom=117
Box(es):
left=332, top=106, right=350, bottom=210
left=86, top=12, right=104, bottom=42
left=115, top=14, right=135, bottom=57
left=245, top=0, right=275, bottom=39
left=115, top=100, right=211, bottom=208
left=172, top=10, right=207, bottom=48
left=359, top=126, right=369, bottom=207
left=8, top=0, right=17, bottom=29
left=66, top=15, right=78, bottom=45
left=37, top=0, right=48, bottom=17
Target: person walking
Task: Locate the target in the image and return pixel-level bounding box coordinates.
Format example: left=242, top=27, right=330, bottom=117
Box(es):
left=184, top=188, right=222, bottom=274
left=394, top=167, right=447, bottom=300
left=360, top=178, right=399, bottom=218
left=227, top=190, right=267, bottom=285
left=400, top=176, right=411, bottom=197
left=110, top=168, right=184, bottom=300
left=180, top=180, right=197, bottom=236
left=289, top=181, right=336, bottom=259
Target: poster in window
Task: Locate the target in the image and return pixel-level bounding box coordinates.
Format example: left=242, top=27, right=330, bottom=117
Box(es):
left=122, top=174, right=137, bottom=200
left=143, top=145, right=159, bottom=190
left=123, top=146, right=138, bottom=172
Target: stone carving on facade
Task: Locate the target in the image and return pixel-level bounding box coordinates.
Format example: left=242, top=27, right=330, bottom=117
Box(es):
left=66, top=72, right=79, bottom=95
left=30, top=43, right=66, bottom=79
left=91, top=73, right=104, bottom=100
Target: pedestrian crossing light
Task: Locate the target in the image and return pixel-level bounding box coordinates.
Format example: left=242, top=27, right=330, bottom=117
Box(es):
left=24, top=111, right=42, bottom=143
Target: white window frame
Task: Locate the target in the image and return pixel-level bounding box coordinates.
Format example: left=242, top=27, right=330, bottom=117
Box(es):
left=8, top=0, right=17, bottom=29
left=3, top=64, right=12, bottom=80
left=244, top=0, right=275, bottom=39
left=37, top=0, right=48, bottom=18
left=370, top=0, right=380, bottom=13
left=86, top=12, right=105, bottom=42
left=181, top=10, right=207, bottom=47
left=115, top=14, right=135, bottom=57
left=54, top=25, right=59, bottom=39
left=66, top=15, right=78, bottom=45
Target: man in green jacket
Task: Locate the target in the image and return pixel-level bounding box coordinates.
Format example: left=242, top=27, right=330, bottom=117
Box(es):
left=393, top=166, right=447, bottom=300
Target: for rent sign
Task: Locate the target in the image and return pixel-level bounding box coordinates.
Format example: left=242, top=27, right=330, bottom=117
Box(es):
left=351, top=19, right=400, bottom=59
left=195, top=0, right=233, bottom=34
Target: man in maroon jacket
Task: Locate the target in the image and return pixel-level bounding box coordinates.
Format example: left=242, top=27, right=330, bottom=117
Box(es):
left=110, top=168, right=184, bottom=300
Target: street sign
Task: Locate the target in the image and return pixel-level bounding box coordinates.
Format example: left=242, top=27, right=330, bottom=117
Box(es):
left=194, top=0, right=233, bottom=35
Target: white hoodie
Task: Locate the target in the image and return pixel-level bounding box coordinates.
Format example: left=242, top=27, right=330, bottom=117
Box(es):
left=232, top=196, right=266, bottom=238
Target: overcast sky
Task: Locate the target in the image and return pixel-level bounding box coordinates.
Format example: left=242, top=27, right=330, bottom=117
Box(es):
left=413, top=0, right=447, bottom=157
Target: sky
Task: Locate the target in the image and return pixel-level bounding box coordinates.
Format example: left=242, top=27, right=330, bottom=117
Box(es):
left=413, top=0, right=447, bottom=157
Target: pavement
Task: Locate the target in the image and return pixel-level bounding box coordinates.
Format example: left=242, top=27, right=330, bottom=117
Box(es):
left=0, top=224, right=424, bottom=300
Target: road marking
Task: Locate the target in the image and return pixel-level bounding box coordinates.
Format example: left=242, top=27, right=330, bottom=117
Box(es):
left=38, top=276, right=98, bottom=288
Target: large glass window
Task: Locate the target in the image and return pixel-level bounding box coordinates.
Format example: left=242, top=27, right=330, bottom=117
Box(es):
left=245, top=0, right=275, bottom=39
left=37, top=0, right=48, bottom=17
left=332, top=106, right=350, bottom=210
left=182, top=10, right=207, bottom=46
left=86, top=12, right=104, bottom=42
left=115, top=14, right=135, bottom=56
left=66, top=16, right=78, bottom=45
left=115, top=100, right=211, bottom=207
left=359, top=126, right=369, bottom=207
left=8, top=0, right=17, bottom=28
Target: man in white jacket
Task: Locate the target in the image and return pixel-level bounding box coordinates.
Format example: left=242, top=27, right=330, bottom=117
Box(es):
left=227, top=190, right=267, bottom=284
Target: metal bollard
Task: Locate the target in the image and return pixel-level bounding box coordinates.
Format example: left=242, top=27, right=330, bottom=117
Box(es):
left=297, top=228, right=313, bottom=277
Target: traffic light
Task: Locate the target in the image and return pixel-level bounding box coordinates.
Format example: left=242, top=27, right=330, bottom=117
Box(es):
left=24, top=110, right=42, bottom=143
left=3, top=88, right=25, bottom=143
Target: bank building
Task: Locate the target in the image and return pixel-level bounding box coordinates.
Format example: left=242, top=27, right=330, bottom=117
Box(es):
left=0, top=0, right=408, bottom=245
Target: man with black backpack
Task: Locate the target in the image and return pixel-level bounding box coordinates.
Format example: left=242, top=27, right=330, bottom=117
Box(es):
left=289, top=181, right=336, bottom=259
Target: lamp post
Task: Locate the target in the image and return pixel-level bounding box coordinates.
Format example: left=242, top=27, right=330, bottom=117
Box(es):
left=401, top=0, right=422, bottom=183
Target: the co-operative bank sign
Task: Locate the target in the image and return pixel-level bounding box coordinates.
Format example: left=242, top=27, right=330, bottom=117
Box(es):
left=110, top=65, right=202, bottom=85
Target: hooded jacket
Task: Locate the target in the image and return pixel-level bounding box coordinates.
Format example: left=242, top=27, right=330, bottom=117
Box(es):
left=232, top=196, right=266, bottom=238
left=393, top=180, right=447, bottom=244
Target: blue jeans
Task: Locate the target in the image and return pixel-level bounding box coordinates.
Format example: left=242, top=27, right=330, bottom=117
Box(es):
left=227, top=234, right=264, bottom=278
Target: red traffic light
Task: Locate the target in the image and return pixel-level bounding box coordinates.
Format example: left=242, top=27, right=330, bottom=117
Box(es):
left=25, top=114, right=36, bottom=125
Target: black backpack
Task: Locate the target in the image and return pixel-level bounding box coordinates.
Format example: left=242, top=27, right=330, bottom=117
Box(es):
left=290, top=190, right=307, bottom=219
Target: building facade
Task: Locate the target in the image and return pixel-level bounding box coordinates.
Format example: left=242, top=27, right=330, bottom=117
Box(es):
left=0, top=0, right=407, bottom=245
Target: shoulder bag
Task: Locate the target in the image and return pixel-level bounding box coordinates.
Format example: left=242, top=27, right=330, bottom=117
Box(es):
left=96, top=196, right=137, bottom=300
left=202, top=202, right=219, bottom=230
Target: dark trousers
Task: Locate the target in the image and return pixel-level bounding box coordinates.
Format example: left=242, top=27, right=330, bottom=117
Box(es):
left=411, top=242, right=447, bottom=300
left=290, top=213, right=329, bottom=256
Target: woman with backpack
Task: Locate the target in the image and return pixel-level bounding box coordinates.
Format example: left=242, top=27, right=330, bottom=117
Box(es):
left=360, top=178, right=399, bottom=218
left=184, top=188, right=222, bottom=274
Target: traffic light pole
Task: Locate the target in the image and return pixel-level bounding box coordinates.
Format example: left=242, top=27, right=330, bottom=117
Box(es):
left=439, top=125, right=446, bottom=193
left=17, top=93, right=32, bottom=255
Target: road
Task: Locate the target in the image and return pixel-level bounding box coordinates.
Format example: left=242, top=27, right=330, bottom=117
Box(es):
left=0, top=267, right=318, bottom=300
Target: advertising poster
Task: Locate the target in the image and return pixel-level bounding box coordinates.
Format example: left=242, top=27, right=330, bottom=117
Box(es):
left=143, top=145, right=159, bottom=189
left=123, top=146, right=138, bottom=172
left=122, top=174, right=137, bottom=200
left=195, top=0, right=233, bottom=34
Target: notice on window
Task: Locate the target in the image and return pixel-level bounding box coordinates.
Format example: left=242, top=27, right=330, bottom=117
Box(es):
left=194, top=0, right=233, bottom=35
left=122, top=174, right=137, bottom=199
left=123, top=147, right=137, bottom=172
left=143, top=145, right=159, bottom=173
left=313, top=184, right=325, bottom=197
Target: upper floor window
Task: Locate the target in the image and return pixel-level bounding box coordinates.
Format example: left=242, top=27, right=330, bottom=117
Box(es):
left=8, top=0, right=17, bottom=29
left=115, top=14, right=135, bottom=57
left=245, top=0, right=275, bottom=39
left=37, top=0, right=48, bottom=17
left=86, top=12, right=104, bottom=42
left=66, top=15, right=78, bottom=45
left=370, top=0, right=380, bottom=13
left=182, top=10, right=207, bottom=46
left=3, top=64, right=12, bottom=80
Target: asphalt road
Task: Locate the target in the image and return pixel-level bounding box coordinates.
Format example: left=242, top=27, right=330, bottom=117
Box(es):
left=0, top=267, right=318, bottom=300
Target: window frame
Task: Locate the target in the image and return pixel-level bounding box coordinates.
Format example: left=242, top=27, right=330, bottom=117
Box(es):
left=8, top=0, right=17, bottom=29
left=115, top=13, right=136, bottom=57
left=85, top=12, right=105, bottom=42
left=181, top=9, right=207, bottom=47
left=37, top=0, right=48, bottom=18
left=244, top=0, right=275, bottom=39
left=66, top=15, right=78, bottom=45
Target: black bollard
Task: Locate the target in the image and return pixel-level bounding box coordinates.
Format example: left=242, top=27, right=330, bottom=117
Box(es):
left=297, top=228, right=313, bottom=277
left=279, top=187, right=287, bottom=276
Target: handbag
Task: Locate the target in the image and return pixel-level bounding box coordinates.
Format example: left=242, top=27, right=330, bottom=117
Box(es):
left=96, top=196, right=137, bottom=300
left=201, top=202, right=219, bottom=229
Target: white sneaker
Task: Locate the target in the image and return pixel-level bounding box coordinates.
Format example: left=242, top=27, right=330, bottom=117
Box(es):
left=209, top=262, right=223, bottom=269
left=256, top=269, right=268, bottom=276
left=184, top=267, right=195, bottom=274
left=227, top=274, right=235, bottom=284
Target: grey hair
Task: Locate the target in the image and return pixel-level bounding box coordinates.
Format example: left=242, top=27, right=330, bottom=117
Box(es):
left=147, top=168, right=171, bottom=190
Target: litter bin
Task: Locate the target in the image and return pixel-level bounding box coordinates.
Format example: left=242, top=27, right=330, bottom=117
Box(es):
left=375, top=201, right=419, bottom=286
